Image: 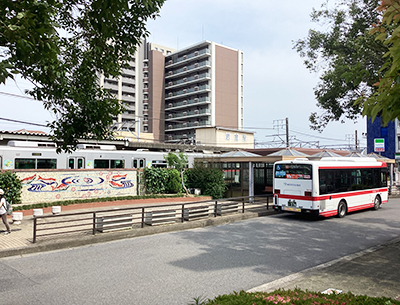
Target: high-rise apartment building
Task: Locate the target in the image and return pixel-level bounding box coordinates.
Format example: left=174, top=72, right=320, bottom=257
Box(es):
left=163, top=41, right=244, bottom=143
left=102, top=40, right=244, bottom=145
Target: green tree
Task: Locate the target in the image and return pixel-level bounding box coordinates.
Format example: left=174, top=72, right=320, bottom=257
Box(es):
left=359, top=0, right=400, bottom=125
left=186, top=165, right=226, bottom=199
left=294, top=0, right=387, bottom=131
left=164, top=152, right=189, bottom=195
left=0, top=171, right=22, bottom=204
left=0, top=0, right=165, bottom=151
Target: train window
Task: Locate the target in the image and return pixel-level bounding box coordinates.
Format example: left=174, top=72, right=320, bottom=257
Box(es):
left=37, top=159, right=57, bottom=169
left=94, top=159, right=109, bottom=169
left=94, top=159, right=125, bottom=169
left=69, top=159, right=75, bottom=169
left=133, top=158, right=146, bottom=168
left=110, top=160, right=124, bottom=168
left=69, top=158, right=85, bottom=169
left=15, top=158, right=57, bottom=169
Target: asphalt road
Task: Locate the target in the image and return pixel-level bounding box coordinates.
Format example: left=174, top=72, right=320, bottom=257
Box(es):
left=1, top=198, right=400, bottom=305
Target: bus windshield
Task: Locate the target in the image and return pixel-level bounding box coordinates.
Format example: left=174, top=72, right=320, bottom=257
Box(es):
left=274, top=163, right=312, bottom=180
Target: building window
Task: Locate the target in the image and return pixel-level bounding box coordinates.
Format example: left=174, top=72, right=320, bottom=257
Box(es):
left=243, top=135, right=247, bottom=142
left=226, top=133, right=230, bottom=140
left=234, top=134, right=239, bottom=141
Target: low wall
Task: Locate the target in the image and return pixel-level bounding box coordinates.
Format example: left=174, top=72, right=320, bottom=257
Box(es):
left=17, top=169, right=138, bottom=204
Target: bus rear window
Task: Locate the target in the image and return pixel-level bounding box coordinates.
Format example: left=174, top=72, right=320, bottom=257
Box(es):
left=274, top=164, right=312, bottom=179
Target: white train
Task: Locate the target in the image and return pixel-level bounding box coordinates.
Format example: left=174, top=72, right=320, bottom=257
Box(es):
left=0, top=141, right=210, bottom=170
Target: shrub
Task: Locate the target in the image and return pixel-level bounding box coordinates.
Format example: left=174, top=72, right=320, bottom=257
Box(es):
left=167, top=169, right=183, bottom=194
left=0, top=171, right=22, bottom=204
left=186, top=166, right=226, bottom=199
left=200, top=289, right=400, bottom=305
left=143, top=167, right=169, bottom=194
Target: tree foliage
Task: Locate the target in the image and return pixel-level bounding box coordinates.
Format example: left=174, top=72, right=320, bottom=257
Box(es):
left=359, top=0, right=400, bottom=125
left=186, top=165, right=226, bottom=199
left=294, top=0, right=387, bottom=131
left=165, top=152, right=189, bottom=195
left=0, top=171, right=22, bottom=204
left=0, top=0, right=165, bottom=151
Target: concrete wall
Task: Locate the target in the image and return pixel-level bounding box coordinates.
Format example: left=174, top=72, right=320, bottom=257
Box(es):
left=17, top=169, right=138, bottom=204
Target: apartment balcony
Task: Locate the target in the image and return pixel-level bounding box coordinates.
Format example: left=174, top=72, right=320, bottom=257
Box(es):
left=121, top=94, right=135, bottom=102
left=165, top=85, right=211, bottom=100
left=122, top=102, right=135, bottom=111
left=165, top=61, right=211, bottom=79
left=122, top=113, right=136, bottom=120
left=165, top=48, right=211, bottom=67
left=143, top=109, right=148, bottom=115
left=143, top=88, right=149, bottom=93
left=143, top=119, right=149, bottom=126
left=122, top=67, right=135, bottom=76
left=165, top=72, right=211, bottom=89
left=103, top=81, right=119, bottom=92
left=143, top=67, right=148, bottom=72
left=166, top=96, right=211, bottom=110
left=143, top=77, right=149, bottom=83
left=165, top=120, right=211, bottom=132
left=165, top=109, right=211, bottom=121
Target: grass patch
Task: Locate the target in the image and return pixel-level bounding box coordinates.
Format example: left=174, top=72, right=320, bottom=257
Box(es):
left=12, top=194, right=198, bottom=211
left=196, top=289, right=400, bottom=305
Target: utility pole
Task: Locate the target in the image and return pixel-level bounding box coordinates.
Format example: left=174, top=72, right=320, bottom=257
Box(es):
left=355, top=130, right=358, bottom=150
left=286, top=117, right=289, bottom=148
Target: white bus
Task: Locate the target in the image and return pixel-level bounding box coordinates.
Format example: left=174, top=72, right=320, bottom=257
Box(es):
left=273, top=157, right=388, bottom=218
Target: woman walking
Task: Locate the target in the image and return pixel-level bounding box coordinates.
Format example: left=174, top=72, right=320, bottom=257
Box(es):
left=0, top=189, right=11, bottom=235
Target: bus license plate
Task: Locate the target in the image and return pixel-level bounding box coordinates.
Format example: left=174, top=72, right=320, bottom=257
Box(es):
left=283, top=207, right=301, bottom=212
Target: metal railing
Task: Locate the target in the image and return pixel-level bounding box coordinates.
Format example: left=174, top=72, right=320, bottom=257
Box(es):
left=33, top=195, right=272, bottom=243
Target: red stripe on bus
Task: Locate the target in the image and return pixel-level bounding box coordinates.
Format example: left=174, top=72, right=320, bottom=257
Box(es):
left=319, top=164, right=386, bottom=169
left=276, top=188, right=387, bottom=201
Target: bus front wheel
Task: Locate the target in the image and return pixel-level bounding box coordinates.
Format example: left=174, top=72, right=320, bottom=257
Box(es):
left=373, top=196, right=381, bottom=210
left=337, top=201, right=347, bottom=218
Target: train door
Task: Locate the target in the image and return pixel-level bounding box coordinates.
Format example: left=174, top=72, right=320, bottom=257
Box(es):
left=133, top=158, right=146, bottom=169
left=68, top=157, right=85, bottom=169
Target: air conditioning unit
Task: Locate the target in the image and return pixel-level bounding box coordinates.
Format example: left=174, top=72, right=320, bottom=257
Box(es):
left=194, top=63, right=199, bottom=68
left=183, top=78, right=187, bottom=82
left=183, top=112, right=187, bottom=116
left=168, top=125, right=173, bottom=129
left=168, top=82, right=173, bottom=86
left=182, top=134, right=187, bottom=138
left=168, top=71, right=173, bottom=76
left=168, top=114, right=172, bottom=119
left=168, top=60, right=172, bottom=65
left=182, top=89, right=187, bottom=94
left=168, top=92, right=172, bottom=97
left=183, top=66, right=187, bottom=71
left=168, top=103, right=173, bottom=108
left=194, top=110, right=199, bottom=114
left=183, top=55, right=187, bottom=60
left=183, top=100, right=187, bottom=105
left=194, top=98, right=199, bottom=103
left=183, top=123, right=187, bottom=128
left=168, top=135, right=173, bottom=140
left=194, top=51, right=199, bottom=56
left=194, top=74, right=199, bottom=79
left=194, top=121, right=199, bottom=126
left=194, top=86, right=199, bottom=91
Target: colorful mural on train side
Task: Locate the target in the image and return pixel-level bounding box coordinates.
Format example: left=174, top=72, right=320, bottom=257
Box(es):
left=17, top=170, right=138, bottom=204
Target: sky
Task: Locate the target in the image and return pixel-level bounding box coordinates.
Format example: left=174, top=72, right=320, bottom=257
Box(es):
left=0, top=0, right=367, bottom=149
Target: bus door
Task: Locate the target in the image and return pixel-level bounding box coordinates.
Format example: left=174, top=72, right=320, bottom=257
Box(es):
left=133, top=158, right=146, bottom=168
left=68, top=157, right=85, bottom=169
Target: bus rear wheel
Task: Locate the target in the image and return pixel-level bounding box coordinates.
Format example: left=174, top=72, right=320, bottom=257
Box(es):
left=373, top=196, right=381, bottom=210
left=337, top=201, right=347, bottom=218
